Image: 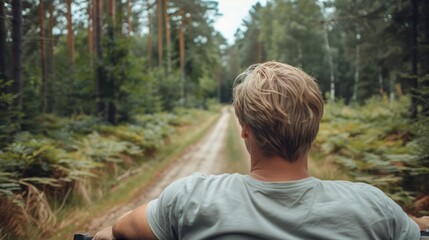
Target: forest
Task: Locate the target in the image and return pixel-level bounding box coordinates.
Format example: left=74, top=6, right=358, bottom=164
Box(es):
left=0, top=0, right=428, bottom=239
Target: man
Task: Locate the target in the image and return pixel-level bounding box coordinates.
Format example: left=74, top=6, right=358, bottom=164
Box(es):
left=94, top=61, right=429, bottom=239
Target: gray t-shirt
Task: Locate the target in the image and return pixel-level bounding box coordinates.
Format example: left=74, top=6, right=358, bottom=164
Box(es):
left=146, top=173, right=420, bottom=240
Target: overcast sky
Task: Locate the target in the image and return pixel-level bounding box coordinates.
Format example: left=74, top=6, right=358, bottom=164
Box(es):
left=214, top=0, right=268, bottom=45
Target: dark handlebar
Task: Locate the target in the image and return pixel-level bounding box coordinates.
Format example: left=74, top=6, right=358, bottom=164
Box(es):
left=73, top=233, right=93, bottom=240
left=72, top=231, right=429, bottom=239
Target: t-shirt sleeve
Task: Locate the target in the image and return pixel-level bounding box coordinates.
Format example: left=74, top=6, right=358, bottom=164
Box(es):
left=146, top=177, right=188, bottom=240
left=382, top=192, right=420, bottom=240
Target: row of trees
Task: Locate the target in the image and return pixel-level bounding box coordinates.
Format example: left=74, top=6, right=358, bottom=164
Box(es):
left=222, top=0, right=429, bottom=118
left=2, top=0, right=428, bottom=132
left=0, top=0, right=223, bottom=141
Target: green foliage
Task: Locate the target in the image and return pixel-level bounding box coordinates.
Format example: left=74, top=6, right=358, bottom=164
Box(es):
left=76, top=132, right=142, bottom=163
left=410, top=115, right=429, bottom=194
left=0, top=172, right=20, bottom=198
left=0, top=132, right=97, bottom=186
left=315, top=96, right=427, bottom=209
left=0, top=80, right=22, bottom=146
left=0, top=106, right=213, bottom=239
left=233, top=0, right=329, bottom=94
left=0, top=108, right=206, bottom=195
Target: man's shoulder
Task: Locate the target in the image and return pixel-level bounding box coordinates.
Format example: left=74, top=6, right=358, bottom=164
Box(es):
left=317, top=179, right=388, bottom=200
left=320, top=179, right=383, bottom=190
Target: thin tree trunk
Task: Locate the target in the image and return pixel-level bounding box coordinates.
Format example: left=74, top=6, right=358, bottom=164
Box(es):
left=352, top=44, right=360, bottom=102
left=157, top=0, right=163, bottom=67
left=389, top=71, right=396, bottom=104
left=324, top=25, right=335, bottom=101
left=217, top=67, right=221, bottom=102
left=127, top=0, right=131, bottom=36
left=114, top=0, right=121, bottom=36
left=179, top=8, right=185, bottom=104
left=378, top=66, right=384, bottom=96
left=95, top=0, right=104, bottom=116
left=409, top=0, right=418, bottom=118
left=257, top=42, right=262, bottom=63
left=107, top=0, right=116, bottom=34
left=0, top=0, right=7, bottom=83
left=422, top=0, right=429, bottom=116
left=66, top=0, right=75, bottom=67
left=164, top=0, right=171, bottom=73
left=11, top=0, right=23, bottom=109
left=107, top=0, right=116, bottom=124
left=49, top=0, right=54, bottom=77
left=88, top=0, right=94, bottom=55
left=47, top=0, right=55, bottom=112
left=147, top=0, right=152, bottom=68
left=39, top=0, right=48, bottom=113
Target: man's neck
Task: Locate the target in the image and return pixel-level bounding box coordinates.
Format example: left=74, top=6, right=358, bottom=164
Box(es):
left=249, top=154, right=309, bottom=182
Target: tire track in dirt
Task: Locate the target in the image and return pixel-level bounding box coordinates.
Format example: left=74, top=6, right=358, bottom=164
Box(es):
left=85, top=108, right=231, bottom=233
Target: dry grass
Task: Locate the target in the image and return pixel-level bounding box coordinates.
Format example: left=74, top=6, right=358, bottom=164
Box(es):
left=0, top=182, right=57, bottom=239
left=0, top=196, right=27, bottom=239
left=22, top=183, right=56, bottom=237
left=308, top=154, right=350, bottom=180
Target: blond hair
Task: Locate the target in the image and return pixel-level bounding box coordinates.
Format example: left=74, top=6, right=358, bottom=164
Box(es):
left=232, top=61, right=324, bottom=162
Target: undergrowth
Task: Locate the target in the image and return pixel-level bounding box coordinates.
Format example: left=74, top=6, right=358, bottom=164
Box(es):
left=0, top=107, right=219, bottom=240
left=313, top=96, right=429, bottom=215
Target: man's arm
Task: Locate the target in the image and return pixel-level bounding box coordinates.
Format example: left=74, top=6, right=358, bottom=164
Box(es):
left=410, top=215, right=429, bottom=231
left=93, top=204, right=158, bottom=240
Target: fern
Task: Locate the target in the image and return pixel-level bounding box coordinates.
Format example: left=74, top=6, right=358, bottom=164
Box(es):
left=315, top=96, right=426, bottom=211
left=0, top=172, right=20, bottom=197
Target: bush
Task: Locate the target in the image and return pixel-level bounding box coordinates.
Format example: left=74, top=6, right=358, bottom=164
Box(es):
left=314, top=96, right=426, bottom=210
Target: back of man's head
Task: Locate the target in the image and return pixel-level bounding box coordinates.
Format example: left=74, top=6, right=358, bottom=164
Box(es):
left=233, top=61, right=324, bottom=162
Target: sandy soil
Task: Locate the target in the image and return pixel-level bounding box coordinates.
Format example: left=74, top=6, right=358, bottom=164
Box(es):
left=85, top=108, right=232, bottom=233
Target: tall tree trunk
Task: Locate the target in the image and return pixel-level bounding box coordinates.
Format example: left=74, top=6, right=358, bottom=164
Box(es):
left=179, top=8, right=185, bottom=104
left=115, top=0, right=122, bottom=36
left=147, top=0, right=152, bottom=68
left=217, top=67, right=221, bottom=102
left=95, top=0, right=104, bottom=116
left=47, top=0, right=55, bottom=112
left=11, top=0, right=23, bottom=109
left=157, top=0, right=163, bottom=67
left=378, top=66, right=384, bottom=96
left=0, top=0, right=7, bottom=83
left=409, top=0, right=418, bottom=119
left=164, top=0, right=171, bottom=73
left=422, top=0, right=429, bottom=116
left=39, top=0, right=48, bottom=113
left=127, top=0, right=131, bottom=36
left=106, top=0, right=116, bottom=124
left=107, top=0, right=116, bottom=36
left=324, top=25, right=335, bottom=101
left=352, top=44, right=360, bottom=102
left=66, top=0, right=75, bottom=67
left=88, top=0, right=94, bottom=55
left=389, top=71, right=396, bottom=104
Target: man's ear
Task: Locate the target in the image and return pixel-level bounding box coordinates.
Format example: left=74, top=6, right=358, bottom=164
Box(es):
left=241, top=124, right=249, bottom=138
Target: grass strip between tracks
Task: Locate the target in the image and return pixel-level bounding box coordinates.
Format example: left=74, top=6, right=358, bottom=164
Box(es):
left=223, top=107, right=249, bottom=174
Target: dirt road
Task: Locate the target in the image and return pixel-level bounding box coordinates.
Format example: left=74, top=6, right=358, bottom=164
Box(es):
left=86, top=107, right=235, bottom=233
